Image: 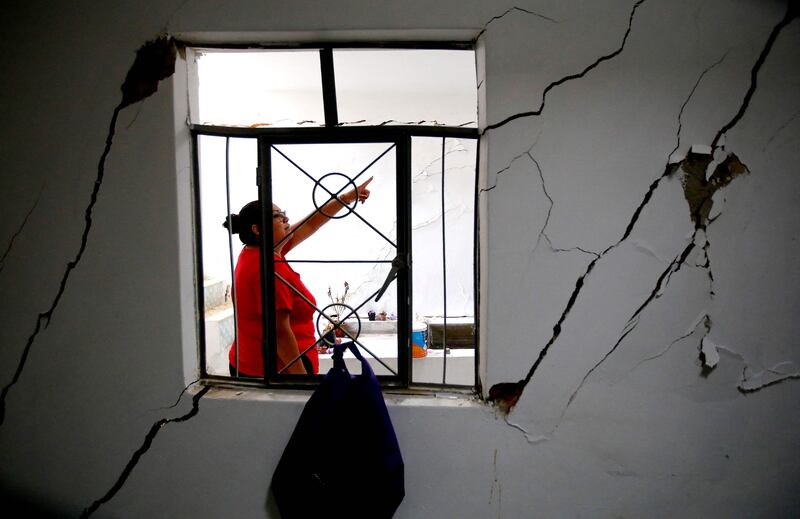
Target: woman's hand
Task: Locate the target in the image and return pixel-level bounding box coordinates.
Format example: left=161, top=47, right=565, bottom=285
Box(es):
left=284, top=176, right=375, bottom=253
left=340, top=176, right=373, bottom=205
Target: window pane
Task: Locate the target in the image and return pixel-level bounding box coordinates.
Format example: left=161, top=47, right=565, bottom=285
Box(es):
left=198, top=135, right=258, bottom=376
left=411, top=137, right=476, bottom=385
left=195, top=50, right=325, bottom=127
left=334, top=49, right=477, bottom=127
left=269, top=142, right=399, bottom=377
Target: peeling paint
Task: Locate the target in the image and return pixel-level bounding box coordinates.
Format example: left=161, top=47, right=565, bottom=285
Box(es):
left=739, top=363, right=800, bottom=394
left=503, top=416, right=549, bottom=444
left=683, top=313, right=716, bottom=376
left=490, top=1, right=798, bottom=419
left=0, top=36, right=177, bottom=427
left=79, top=385, right=210, bottom=518
left=699, top=337, right=721, bottom=374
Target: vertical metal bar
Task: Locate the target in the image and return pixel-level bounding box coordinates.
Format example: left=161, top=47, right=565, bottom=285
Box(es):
left=472, top=136, right=482, bottom=393
left=224, top=137, right=241, bottom=377
left=441, top=137, right=448, bottom=384
left=259, top=139, right=278, bottom=383
left=192, top=132, right=208, bottom=378
left=319, top=48, right=339, bottom=127
left=396, top=134, right=412, bottom=386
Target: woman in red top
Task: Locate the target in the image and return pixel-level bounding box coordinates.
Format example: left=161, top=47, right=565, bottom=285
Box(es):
left=223, top=177, right=373, bottom=376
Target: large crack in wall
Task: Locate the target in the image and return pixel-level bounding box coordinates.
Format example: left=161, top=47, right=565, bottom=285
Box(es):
left=1, top=3, right=796, bottom=514
left=0, top=33, right=218, bottom=517
left=562, top=150, right=751, bottom=413
left=485, top=0, right=650, bottom=414
left=79, top=385, right=211, bottom=518
left=0, top=36, right=177, bottom=426
left=486, top=0, right=799, bottom=414
left=482, top=0, right=647, bottom=135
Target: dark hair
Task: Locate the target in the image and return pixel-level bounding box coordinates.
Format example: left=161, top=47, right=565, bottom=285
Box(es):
left=223, top=200, right=261, bottom=246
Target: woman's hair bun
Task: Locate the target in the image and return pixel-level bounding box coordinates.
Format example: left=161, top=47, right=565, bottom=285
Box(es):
left=223, top=200, right=260, bottom=245
left=222, top=213, right=241, bottom=234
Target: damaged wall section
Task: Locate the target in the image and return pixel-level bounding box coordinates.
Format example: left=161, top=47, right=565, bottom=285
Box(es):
left=0, top=1, right=798, bottom=518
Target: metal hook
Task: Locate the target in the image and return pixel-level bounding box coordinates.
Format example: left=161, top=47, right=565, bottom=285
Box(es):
left=374, top=255, right=406, bottom=302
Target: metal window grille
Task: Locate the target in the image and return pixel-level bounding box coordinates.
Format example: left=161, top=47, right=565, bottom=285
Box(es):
left=191, top=45, right=479, bottom=389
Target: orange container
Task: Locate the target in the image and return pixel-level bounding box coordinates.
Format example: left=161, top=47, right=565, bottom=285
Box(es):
left=411, top=322, right=427, bottom=358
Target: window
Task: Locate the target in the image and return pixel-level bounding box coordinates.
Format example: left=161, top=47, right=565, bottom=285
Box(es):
left=190, top=44, right=478, bottom=389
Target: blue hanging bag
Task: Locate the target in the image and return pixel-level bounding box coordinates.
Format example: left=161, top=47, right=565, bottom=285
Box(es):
left=271, top=341, right=405, bottom=518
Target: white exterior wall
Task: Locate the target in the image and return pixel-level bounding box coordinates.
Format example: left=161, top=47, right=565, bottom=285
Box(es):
left=1, top=1, right=798, bottom=517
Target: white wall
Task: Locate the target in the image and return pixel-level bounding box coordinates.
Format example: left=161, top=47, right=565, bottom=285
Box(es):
left=1, top=1, right=798, bottom=517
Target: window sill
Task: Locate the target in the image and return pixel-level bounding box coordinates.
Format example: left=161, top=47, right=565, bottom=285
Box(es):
left=194, top=382, right=484, bottom=409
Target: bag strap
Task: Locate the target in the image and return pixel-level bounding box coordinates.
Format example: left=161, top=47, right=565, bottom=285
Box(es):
left=332, top=341, right=366, bottom=370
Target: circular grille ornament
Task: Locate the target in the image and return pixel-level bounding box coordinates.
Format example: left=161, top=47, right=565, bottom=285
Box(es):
left=316, top=303, right=362, bottom=345
left=312, top=172, right=359, bottom=219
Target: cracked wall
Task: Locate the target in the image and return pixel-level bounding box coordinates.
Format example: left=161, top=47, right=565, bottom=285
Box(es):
left=1, top=0, right=798, bottom=518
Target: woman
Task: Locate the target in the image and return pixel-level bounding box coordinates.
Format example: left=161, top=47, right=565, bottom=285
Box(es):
left=223, top=177, right=372, bottom=377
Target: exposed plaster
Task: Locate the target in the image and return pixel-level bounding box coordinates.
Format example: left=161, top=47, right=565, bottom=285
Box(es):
left=679, top=151, right=749, bottom=228
left=0, top=36, right=177, bottom=426
left=0, top=182, right=45, bottom=275
left=79, top=385, right=211, bottom=518
left=487, top=1, right=799, bottom=415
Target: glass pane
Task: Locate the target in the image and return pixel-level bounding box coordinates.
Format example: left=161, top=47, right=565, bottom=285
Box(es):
left=269, top=142, right=399, bottom=377
left=411, top=137, right=477, bottom=385
left=195, top=50, right=325, bottom=127
left=198, top=136, right=259, bottom=376
left=334, top=49, right=477, bottom=127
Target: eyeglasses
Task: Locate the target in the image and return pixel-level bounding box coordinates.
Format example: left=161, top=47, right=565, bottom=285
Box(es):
left=272, top=210, right=287, bottom=221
